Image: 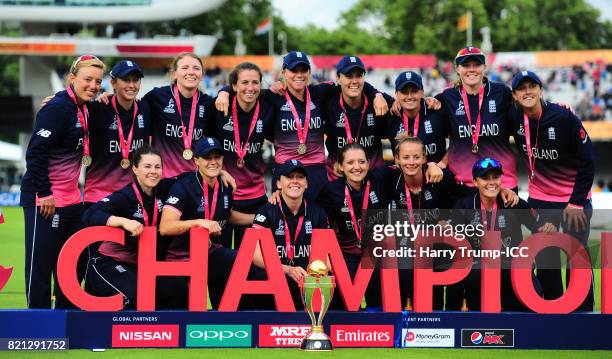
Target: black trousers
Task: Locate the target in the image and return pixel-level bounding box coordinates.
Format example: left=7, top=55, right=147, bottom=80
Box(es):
left=23, top=203, right=87, bottom=309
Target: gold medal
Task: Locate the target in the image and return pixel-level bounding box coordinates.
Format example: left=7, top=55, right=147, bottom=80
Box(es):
left=82, top=155, right=92, bottom=167
left=297, top=143, right=307, bottom=155
left=183, top=148, right=193, bottom=160
left=471, top=143, right=479, bottom=154
left=237, top=158, right=245, bottom=168
left=120, top=158, right=131, bottom=169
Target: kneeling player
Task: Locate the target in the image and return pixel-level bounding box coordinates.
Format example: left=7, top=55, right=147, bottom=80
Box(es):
left=446, top=158, right=556, bottom=311
left=252, top=160, right=330, bottom=309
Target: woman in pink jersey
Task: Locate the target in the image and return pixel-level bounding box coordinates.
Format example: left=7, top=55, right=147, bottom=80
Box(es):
left=21, top=55, right=105, bottom=308
left=436, top=47, right=519, bottom=192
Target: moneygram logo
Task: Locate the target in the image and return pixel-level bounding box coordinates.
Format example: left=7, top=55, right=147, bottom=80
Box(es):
left=186, top=325, right=252, bottom=347
left=461, top=329, right=514, bottom=348
left=111, top=324, right=179, bottom=348
left=258, top=324, right=311, bottom=347
left=330, top=325, right=394, bottom=347
left=401, top=328, right=455, bottom=348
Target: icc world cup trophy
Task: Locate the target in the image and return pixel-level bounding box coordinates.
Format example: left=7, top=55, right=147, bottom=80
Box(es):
left=300, top=259, right=335, bottom=351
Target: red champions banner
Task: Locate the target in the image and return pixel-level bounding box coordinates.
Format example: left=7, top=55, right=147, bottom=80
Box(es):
left=111, top=324, right=179, bottom=348
left=330, top=325, right=394, bottom=347
left=56, top=227, right=612, bottom=314
left=258, top=325, right=311, bottom=347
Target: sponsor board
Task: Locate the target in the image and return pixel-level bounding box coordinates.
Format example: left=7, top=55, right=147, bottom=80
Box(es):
left=461, top=329, right=514, bottom=348
left=111, top=324, right=179, bottom=348
left=330, top=325, right=394, bottom=347
left=186, top=325, right=251, bottom=347
left=258, top=324, right=311, bottom=347
left=401, top=328, right=455, bottom=348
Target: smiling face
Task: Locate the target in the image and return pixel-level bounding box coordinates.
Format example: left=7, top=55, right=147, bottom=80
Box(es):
left=396, top=84, right=424, bottom=113
left=69, top=66, right=104, bottom=103
left=111, top=73, right=141, bottom=103
left=395, top=141, right=426, bottom=177
left=340, top=148, right=369, bottom=184
left=457, top=59, right=486, bottom=89
left=132, top=154, right=162, bottom=191
left=282, top=64, right=310, bottom=93
left=512, top=79, right=542, bottom=113
left=195, top=152, right=223, bottom=180
left=473, top=171, right=502, bottom=200
left=277, top=170, right=308, bottom=201
left=338, top=68, right=365, bottom=100
left=232, top=69, right=261, bottom=109
left=172, top=55, right=203, bottom=92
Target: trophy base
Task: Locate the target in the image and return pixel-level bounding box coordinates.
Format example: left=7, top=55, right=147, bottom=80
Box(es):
left=300, top=330, right=333, bottom=351
left=300, top=338, right=333, bottom=351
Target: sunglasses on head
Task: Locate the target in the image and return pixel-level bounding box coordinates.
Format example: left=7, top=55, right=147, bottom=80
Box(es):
left=70, top=55, right=100, bottom=73
left=456, top=46, right=484, bottom=58
left=476, top=158, right=501, bottom=169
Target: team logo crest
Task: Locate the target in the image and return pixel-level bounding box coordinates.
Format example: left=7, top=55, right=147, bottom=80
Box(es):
left=455, top=101, right=466, bottom=116
left=305, top=220, right=312, bottom=234
left=199, top=105, right=205, bottom=118
left=275, top=219, right=285, bottom=235
left=223, top=116, right=234, bottom=131
left=548, top=127, right=556, bottom=140
left=133, top=204, right=144, bottom=219
left=424, top=120, right=433, bottom=134
left=137, top=114, right=144, bottom=128
left=369, top=191, right=379, bottom=204
left=488, top=100, right=496, bottom=113
left=164, top=99, right=176, bottom=114
left=256, top=119, right=263, bottom=133
left=517, top=124, right=525, bottom=136
left=367, top=113, right=374, bottom=126
left=281, top=102, right=292, bottom=112
left=336, top=113, right=346, bottom=127
left=109, top=118, right=118, bottom=130
left=424, top=190, right=432, bottom=201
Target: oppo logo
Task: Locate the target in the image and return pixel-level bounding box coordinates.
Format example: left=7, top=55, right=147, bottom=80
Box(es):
left=186, top=325, right=252, bottom=347
left=188, top=330, right=249, bottom=340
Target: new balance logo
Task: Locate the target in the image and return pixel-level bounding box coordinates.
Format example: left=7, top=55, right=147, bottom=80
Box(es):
left=36, top=128, right=52, bottom=138
left=254, top=214, right=267, bottom=223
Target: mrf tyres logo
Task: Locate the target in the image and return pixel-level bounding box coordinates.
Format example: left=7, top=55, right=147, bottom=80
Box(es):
left=330, top=325, right=394, bottom=347
left=258, top=324, right=311, bottom=347
left=111, top=324, right=179, bottom=348
left=461, top=329, right=514, bottom=348
left=186, top=325, right=251, bottom=347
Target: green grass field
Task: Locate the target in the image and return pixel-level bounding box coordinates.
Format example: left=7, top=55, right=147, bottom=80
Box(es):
left=0, top=207, right=608, bottom=357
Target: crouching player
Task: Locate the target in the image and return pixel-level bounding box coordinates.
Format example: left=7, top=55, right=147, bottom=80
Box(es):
left=82, top=145, right=187, bottom=309
left=446, top=158, right=556, bottom=311
left=159, top=137, right=254, bottom=308
left=252, top=160, right=330, bottom=309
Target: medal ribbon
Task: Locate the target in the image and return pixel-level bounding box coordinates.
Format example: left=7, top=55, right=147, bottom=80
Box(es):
left=523, top=110, right=542, bottom=179
left=111, top=96, right=138, bottom=163
left=480, top=198, right=497, bottom=232
left=402, top=109, right=420, bottom=137
left=66, top=86, right=91, bottom=158
left=172, top=85, right=199, bottom=153
left=201, top=176, right=219, bottom=220
left=278, top=200, right=306, bottom=263
left=231, top=96, right=260, bottom=163
left=339, top=95, right=369, bottom=143
left=132, top=183, right=158, bottom=226
left=460, top=86, right=484, bottom=150
left=284, top=88, right=311, bottom=145
left=345, top=181, right=371, bottom=244
left=403, top=180, right=422, bottom=225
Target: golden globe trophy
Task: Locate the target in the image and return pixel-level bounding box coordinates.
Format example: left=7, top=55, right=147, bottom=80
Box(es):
left=299, top=260, right=335, bottom=351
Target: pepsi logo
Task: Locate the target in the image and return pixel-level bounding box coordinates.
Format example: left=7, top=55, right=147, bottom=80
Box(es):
left=470, top=331, right=483, bottom=345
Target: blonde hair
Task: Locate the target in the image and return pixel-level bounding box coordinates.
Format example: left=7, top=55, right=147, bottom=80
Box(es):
left=394, top=132, right=425, bottom=157
left=169, top=52, right=204, bottom=85
left=64, top=55, right=105, bottom=87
